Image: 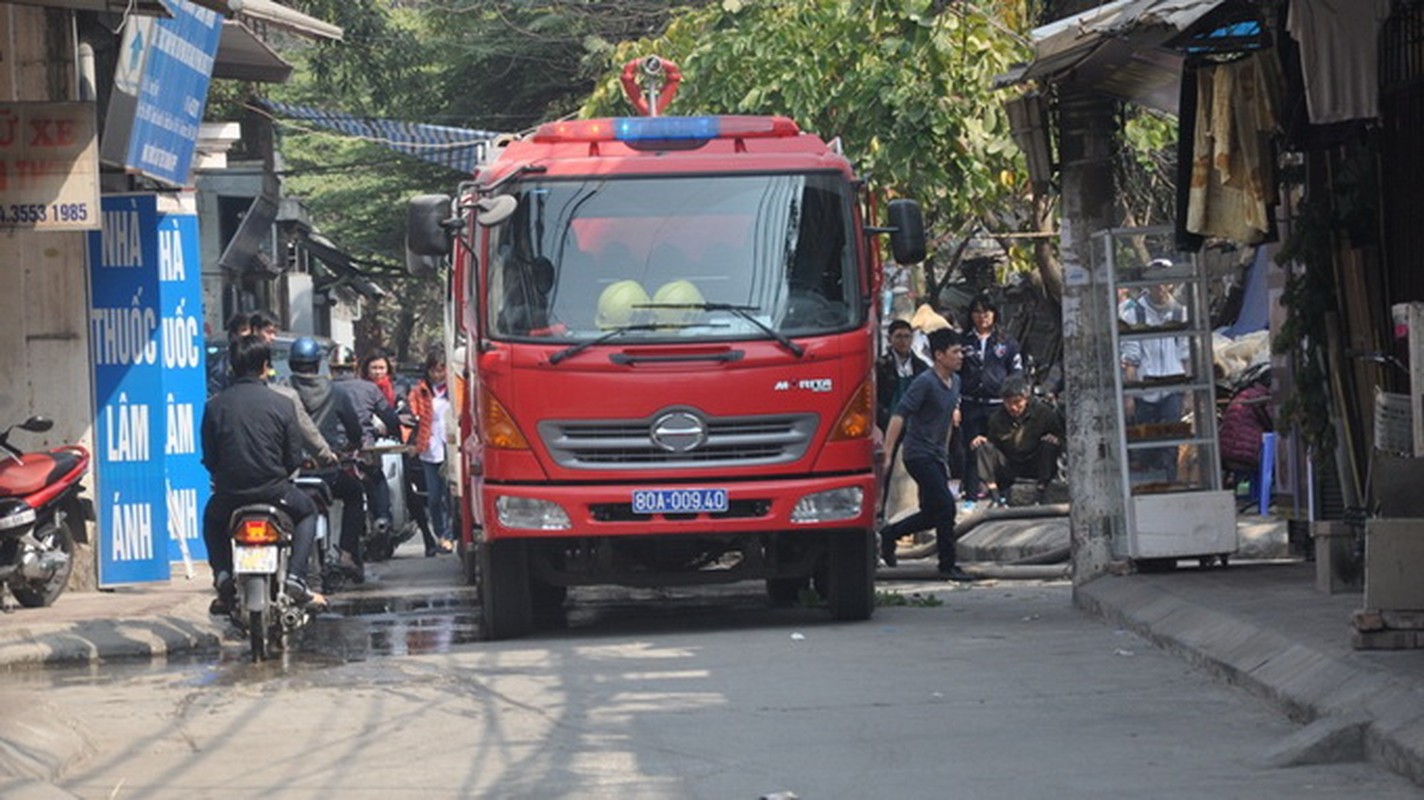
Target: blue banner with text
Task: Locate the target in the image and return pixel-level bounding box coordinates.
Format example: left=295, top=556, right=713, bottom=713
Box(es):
left=89, top=194, right=209, bottom=586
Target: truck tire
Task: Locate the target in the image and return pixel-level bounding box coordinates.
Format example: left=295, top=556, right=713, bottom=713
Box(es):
left=825, top=530, right=875, bottom=622
left=479, top=539, right=533, bottom=640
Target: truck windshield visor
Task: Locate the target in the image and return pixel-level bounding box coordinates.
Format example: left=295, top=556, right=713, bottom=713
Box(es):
left=486, top=173, right=859, bottom=343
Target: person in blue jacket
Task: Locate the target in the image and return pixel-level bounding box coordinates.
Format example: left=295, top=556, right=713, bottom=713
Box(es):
left=956, top=293, right=1023, bottom=503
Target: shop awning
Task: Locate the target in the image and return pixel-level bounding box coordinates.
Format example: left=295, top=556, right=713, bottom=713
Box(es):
left=213, top=1, right=342, bottom=84
left=257, top=100, right=500, bottom=175
left=235, top=0, right=343, bottom=42
left=214, top=21, right=292, bottom=82
left=1001, top=0, right=1258, bottom=113
left=299, top=232, right=386, bottom=299
left=5, top=0, right=237, bottom=14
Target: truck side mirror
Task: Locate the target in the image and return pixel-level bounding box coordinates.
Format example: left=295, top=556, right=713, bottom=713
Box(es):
left=887, top=199, right=925, bottom=265
left=405, top=250, right=441, bottom=278
left=407, top=194, right=454, bottom=258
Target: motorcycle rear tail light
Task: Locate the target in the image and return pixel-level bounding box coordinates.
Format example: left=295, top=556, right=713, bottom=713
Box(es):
left=235, top=519, right=280, bottom=544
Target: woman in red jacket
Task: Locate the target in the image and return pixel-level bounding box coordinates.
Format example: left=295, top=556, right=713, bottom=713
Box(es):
left=409, top=348, right=453, bottom=553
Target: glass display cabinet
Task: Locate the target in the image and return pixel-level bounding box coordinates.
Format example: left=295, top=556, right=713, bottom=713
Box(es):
left=1094, top=226, right=1237, bottom=564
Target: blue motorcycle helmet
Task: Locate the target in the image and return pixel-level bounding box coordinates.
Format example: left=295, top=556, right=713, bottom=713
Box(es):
left=288, top=336, right=324, bottom=373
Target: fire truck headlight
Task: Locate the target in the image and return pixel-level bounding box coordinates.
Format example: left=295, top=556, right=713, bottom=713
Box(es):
left=495, top=496, right=571, bottom=530
left=790, top=488, right=862, bottom=523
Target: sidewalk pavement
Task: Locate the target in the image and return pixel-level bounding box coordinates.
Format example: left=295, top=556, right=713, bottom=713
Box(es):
left=4, top=516, right=1424, bottom=791
left=0, top=562, right=219, bottom=672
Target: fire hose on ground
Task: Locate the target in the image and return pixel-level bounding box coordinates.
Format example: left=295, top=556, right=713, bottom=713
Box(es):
left=886, top=502, right=1072, bottom=580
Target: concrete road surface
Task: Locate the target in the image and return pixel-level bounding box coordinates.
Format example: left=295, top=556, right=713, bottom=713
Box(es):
left=3, top=577, right=1417, bottom=799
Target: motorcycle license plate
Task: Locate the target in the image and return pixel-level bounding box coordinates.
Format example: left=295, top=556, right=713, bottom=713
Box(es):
left=631, top=488, right=729, bottom=515
left=232, top=544, right=278, bottom=574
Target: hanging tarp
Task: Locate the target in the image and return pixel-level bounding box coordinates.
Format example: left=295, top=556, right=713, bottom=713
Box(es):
left=256, top=100, right=500, bottom=175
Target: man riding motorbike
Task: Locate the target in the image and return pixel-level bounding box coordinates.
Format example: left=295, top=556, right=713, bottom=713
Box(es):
left=201, top=335, right=323, bottom=614
left=331, top=349, right=402, bottom=544
left=284, top=336, right=369, bottom=583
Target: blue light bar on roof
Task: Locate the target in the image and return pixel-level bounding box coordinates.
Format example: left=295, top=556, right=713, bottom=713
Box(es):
left=614, top=116, right=720, bottom=141
left=531, top=115, right=800, bottom=144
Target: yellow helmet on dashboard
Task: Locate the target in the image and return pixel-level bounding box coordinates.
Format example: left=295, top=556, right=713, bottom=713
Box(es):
left=595, top=280, right=650, bottom=329
left=651, top=280, right=704, bottom=326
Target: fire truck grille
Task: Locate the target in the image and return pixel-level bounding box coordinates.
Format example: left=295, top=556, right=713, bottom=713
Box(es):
left=540, top=413, right=818, bottom=470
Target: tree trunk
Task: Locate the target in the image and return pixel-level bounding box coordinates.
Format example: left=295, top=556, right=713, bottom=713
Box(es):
left=1033, top=192, right=1062, bottom=304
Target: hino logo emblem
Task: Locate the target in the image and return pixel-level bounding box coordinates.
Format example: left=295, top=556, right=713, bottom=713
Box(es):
left=650, top=411, right=707, bottom=453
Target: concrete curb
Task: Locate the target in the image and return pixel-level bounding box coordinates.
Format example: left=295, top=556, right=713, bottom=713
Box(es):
left=1076, top=574, right=1424, bottom=786
left=0, top=596, right=220, bottom=672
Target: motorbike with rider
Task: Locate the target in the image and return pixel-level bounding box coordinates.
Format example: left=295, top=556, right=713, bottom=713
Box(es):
left=283, top=336, right=372, bottom=584
left=200, top=335, right=324, bottom=657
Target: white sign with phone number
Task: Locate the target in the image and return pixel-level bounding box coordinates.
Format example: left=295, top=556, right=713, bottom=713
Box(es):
left=0, top=102, right=101, bottom=231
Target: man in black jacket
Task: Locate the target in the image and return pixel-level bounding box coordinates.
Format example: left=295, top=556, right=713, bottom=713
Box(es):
left=970, top=375, right=1064, bottom=507
left=876, top=319, right=929, bottom=434
left=201, top=335, right=322, bottom=613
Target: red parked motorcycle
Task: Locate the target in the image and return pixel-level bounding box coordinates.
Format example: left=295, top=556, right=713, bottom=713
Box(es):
left=0, top=416, right=92, bottom=607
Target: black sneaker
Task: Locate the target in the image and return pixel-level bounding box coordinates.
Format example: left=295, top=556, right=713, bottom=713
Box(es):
left=209, top=573, right=236, bottom=616
left=939, top=565, right=977, bottom=583
left=284, top=576, right=327, bottom=608
left=880, top=533, right=898, bottom=567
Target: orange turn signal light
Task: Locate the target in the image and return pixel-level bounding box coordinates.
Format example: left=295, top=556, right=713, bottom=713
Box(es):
left=481, top=385, right=530, bottom=450
left=235, top=519, right=280, bottom=544
left=830, top=379, right=874, bottom=441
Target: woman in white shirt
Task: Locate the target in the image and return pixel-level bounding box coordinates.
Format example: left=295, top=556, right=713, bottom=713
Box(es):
left=409, top=349, right=453, bottom=552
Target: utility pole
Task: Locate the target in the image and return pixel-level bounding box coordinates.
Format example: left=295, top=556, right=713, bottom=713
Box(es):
left=1057, top=87, right=1125, bottom=587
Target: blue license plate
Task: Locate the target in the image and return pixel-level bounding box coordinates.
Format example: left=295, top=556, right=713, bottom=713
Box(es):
left=631, top=488, right=729, bottom=515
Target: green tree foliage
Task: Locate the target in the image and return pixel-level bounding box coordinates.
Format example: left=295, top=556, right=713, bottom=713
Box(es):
left=581, top=1, right=1033, bottom=267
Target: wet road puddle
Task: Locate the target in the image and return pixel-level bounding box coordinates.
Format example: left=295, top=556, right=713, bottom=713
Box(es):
left=298, top=591, right=482, bottom=661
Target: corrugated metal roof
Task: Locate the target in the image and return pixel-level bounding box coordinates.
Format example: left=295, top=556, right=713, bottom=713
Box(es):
left=1006, top=0, right=1231, bottom=113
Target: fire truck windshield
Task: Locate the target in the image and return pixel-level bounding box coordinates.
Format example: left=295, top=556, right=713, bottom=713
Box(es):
left=486, top=172, right=859, bottom=343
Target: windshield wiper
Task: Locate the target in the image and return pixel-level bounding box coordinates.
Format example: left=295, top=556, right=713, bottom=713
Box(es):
left=548, top=322, right=718, bottom=365
left=640, top=302, right=805, bottom=358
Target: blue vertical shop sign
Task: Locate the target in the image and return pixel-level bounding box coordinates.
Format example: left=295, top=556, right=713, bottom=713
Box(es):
left=89, top=194, right=209, bottom=586
left=99, top=1, right=222, bottom=187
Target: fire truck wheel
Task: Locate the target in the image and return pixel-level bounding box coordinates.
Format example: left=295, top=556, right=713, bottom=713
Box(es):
left=479, top=540, right=534, bottom=640
left=825, top=530, right=875, bottom=622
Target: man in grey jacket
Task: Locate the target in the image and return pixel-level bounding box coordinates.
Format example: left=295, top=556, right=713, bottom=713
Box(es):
left=286, top=338, right=368, bottom=580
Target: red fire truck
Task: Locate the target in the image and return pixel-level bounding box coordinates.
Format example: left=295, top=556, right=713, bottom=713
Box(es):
left=407, top=57, right=924, bottom=638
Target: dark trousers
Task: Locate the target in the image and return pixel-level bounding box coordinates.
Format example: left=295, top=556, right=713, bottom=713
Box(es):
left=360, top=462, right=392, bottom=525
left=958, top=399, right=999, bottom=498
left=880, top=457, right=958, bottom=571
left=204, top=484, right=317, bottom=585
left=309, top=467, right=366, bottom=559
left=974, top=439, right=1063, bottom=495
left=422, top=460, right=452, bottom=543
left=404, top=454, right=435, bottom=551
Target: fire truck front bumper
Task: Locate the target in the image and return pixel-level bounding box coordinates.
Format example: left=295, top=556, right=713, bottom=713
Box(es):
left=482, top=474, right=877, bottom=540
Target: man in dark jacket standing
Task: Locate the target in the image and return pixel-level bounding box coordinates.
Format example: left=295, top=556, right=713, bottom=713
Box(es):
left=971, top=375, right=1064, bottom=507
left=201, top=336, right=321, bottom=613
left=876, top=319, right=929, bottom=433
